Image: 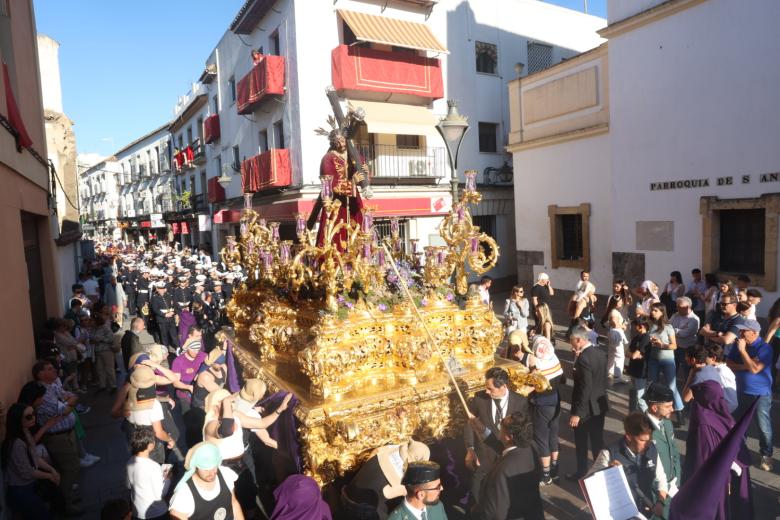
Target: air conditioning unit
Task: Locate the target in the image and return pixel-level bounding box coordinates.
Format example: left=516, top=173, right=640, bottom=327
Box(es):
left=408, top=160, right=427, bottom=177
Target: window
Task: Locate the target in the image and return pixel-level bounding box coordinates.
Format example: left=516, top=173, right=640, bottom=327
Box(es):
left=216, top=155, right=222, bottom=177
left=232, top=145, right=240, bottom=170
left=259, top=130, right=269, bottom=153
left=212, top=94, right=219, bottom=114
left=396, top=134, right=421, bottom=149
left=478, top=122, right=498, bottom=153
left=374, top=218, right=410, bottom=253
left=187, top=126, right=193, bottom=146
left=557, top=214, right=583, bottom=260
left=200, top=171, right=207, bottom=198
left=177, top=135, right=184, bottom=148
left=719, top=209, right=765, bottom=274
left=700, top=195, right=780, bottom=290
left=273, top=120, right=285, bottom=149
left=270, top=30, right=280, bottom=56
left=228, top=76, right=236, bottom=103
left=548, top=204, right=590, bottom=270
left=197, top=117, right=204, bottom=142
left=527, top=42, right=553, bottom=74
left=475, top=41, right=498, bottom=74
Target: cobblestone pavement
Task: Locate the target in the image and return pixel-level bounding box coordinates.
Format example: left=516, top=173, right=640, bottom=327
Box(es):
left=72, top=319, right=780, bottom=519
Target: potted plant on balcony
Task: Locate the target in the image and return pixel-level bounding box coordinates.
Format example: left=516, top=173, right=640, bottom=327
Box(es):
left=177, top=190, right=192, bottom=210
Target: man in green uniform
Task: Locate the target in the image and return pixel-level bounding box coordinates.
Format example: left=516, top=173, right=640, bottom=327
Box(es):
left=387, top=461, right=447, bottom=520
left=644, top=382, right=681, bottom=517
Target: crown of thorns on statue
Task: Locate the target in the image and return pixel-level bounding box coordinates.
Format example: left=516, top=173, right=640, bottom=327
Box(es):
left=314, top=105, right=366, bottom=145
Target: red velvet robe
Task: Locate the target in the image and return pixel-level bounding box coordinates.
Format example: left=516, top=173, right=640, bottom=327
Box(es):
left=316, top=150, right=364, bottom=249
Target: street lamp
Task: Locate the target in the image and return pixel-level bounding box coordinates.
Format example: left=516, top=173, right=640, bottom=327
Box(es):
left=436, top=100, right=469, bottom=203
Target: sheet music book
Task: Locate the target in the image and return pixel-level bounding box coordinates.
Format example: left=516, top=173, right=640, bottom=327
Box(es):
left=579, top=465, right=647, bottom=520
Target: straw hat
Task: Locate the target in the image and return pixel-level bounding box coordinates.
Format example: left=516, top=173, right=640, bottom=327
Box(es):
left=376, top=439, right=430, bottom=499
left=205, top=347, right=226, bottom=367
left=236, top=379, right=267, bottom=411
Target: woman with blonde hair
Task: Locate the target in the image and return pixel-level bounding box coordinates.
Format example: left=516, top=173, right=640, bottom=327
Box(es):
left=535, top=303, right=554, bottom=341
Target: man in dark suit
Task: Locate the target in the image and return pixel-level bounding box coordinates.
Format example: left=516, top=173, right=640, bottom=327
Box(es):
left=567, top=325, right=609, bottom=480
left=121, top=317, right=145, bottom=370
left=464, top=367, right=530, bottom=500
left=473, top=412, right=544, bottom=520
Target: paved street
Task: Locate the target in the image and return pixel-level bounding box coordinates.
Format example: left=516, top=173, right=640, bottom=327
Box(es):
left=71, top=318, right=780, bottom=519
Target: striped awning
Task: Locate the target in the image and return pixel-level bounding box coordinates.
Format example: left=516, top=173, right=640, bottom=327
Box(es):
left=338, top=9, right=448, bottom=54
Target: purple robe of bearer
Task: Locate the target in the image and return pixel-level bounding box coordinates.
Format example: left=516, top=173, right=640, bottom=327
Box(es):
left=672, top=380, right=754, bottom=520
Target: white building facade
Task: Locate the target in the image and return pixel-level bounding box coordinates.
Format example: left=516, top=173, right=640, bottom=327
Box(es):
left=508, top=0, right=780, bottom=314
left=161, top=0, right=604, bottom=289
left=79, top=158, right=121, bottom=238
left=112, top=125, right=174, bottom=243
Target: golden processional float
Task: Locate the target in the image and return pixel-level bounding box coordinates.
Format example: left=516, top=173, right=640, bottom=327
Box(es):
left=220, top=170, right=548, bottom=484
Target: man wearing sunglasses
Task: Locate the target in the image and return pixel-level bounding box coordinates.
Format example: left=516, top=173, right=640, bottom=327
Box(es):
left=388, top=461, right=446, bottom=520
left=698, top=294, right=745, bottom=356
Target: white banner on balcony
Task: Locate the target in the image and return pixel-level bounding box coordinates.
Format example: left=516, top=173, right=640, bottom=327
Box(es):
left=430, top=195, right=451, bottom=214
left=150, top=213, right=165, bottom=228
left=198, top=214, right=212, bottom=231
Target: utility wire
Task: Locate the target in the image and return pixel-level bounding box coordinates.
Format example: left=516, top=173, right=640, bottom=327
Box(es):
left=49, top=160, right=80, bottom=212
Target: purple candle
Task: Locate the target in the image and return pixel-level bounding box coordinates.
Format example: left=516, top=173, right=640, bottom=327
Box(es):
left=320, top=176, right=333, bottom=200
left=363, top=243, right=371, bottom=259
left=280, top=242, right=291, bottom=263
left=377, top=248, right=386, bottom=267
left=271, top=222, right=280, bottom=241
left=240, top=221, right=248, bottom=237
left=262, top=250, right=272, bottom=269
left=390, top=217, right=400, bottom=237
left=437, top=249, right=446, bottom=265
left=247, top=240, right=255, bottom=255
left=456, top=204, right=465, bottom=223
left=362, top=211, right=373, bottom=232
left=295, top=212, right=306, bottom=236
left=227, top=236, right=237, bottom=253
left=243, top=192, right=253, bottom=210
left=410, top=239, right=418, bottom=254
left=470, top=234, right=480, bottom=254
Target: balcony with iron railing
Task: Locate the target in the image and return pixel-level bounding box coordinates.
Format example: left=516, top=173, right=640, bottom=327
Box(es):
left=356, top=144, right=446, bottom=183
left=191, top=193, right=207, bottom=212
left=191, top=139, right=206, bottom=165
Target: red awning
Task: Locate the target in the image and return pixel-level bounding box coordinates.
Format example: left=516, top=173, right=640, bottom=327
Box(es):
left=331, top=45, right=443, bottom=101
left=241, top=149, right=291, bottom=194
left=2, top=60, right=33, bottom=150
left=207, top=177, right=226, bottom=203
left=213, top=209, right=242, bottom=224
left=181, top=222, right=190, bottom=235
left=171, top=222, right=181, bottom=234
left=204, top=114, right=220, bottom=144
left=237, top=55, right=285, bottom=115
left=140, top=221, right=152, bottom=228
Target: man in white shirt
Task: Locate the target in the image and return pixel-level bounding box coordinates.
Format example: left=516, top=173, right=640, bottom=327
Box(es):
left=683, top=344, right=738, bottom=413
left=686, top=268, right=707, bottom=323
left=169, top=442, right=243, bottom=520
left=477, top=276, right=492, bottom=306
left=82, top=273, right=100, bottom=303
left=127, top=427, right=171, bottom=520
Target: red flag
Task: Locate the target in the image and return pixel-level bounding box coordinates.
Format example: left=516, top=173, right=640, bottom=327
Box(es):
left=2, top=61, right=33, bottom=151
